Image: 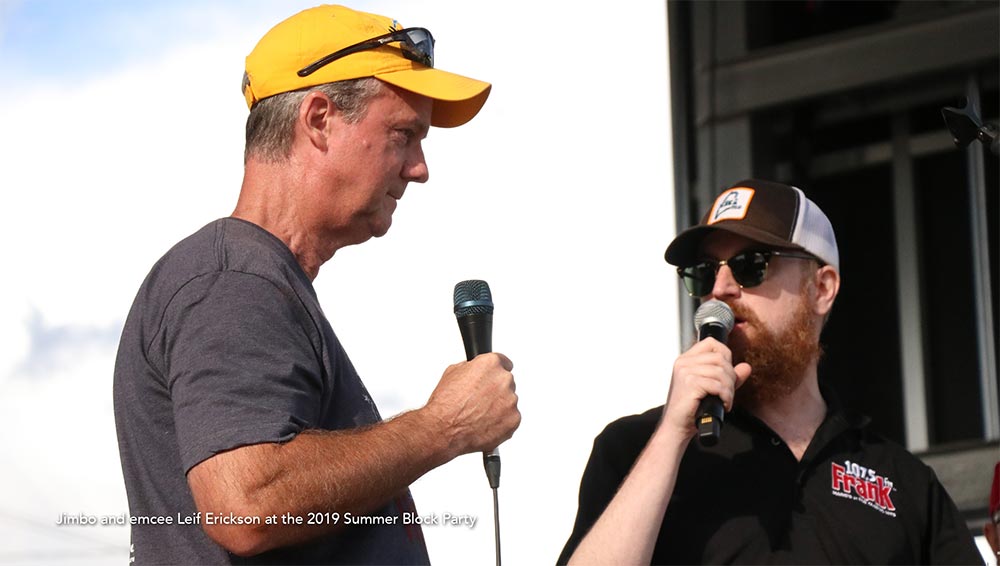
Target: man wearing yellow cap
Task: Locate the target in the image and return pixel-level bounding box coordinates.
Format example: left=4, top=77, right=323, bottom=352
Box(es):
left=113, top=5, right=519, bottom=564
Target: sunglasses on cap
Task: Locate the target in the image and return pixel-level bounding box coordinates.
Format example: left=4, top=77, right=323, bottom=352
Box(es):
left=298, top=27, right=434, bottom=78
left=678, top=250, right=822, bottom=297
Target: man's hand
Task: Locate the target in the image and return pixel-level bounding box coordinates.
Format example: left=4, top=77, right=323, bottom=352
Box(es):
left=186, top=353, right=519, bottom=557
left=661, top=338, right=752, bottom=440
left=423, top=352, right=520, bottom=458
left=566, top=340, right=749, bottom=565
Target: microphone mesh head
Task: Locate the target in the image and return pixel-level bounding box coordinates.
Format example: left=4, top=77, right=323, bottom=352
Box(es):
left=454, top=280, right=494, bottom=316
left=694, top=299, right=735, bottom=333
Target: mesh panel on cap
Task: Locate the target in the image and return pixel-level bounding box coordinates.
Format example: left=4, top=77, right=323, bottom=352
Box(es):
left=789, top=187, right=840, bottom=270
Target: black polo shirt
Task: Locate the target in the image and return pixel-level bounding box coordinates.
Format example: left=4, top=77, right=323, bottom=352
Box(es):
left=558, top=395, right=983, bottom=565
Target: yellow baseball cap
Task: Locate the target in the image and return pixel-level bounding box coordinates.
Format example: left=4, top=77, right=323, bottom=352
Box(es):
left=242, top=4, right=491, bottom=128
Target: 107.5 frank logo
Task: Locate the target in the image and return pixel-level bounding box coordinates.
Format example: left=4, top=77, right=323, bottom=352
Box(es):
left=830, top=461, right=897, bottom=517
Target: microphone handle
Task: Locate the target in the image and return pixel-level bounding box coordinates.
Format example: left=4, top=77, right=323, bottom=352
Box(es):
left=458, top=313, right=492, bottom=362
left=696, top=322, right=728, bottom=446
left=456, top=313, right=501, bottom=488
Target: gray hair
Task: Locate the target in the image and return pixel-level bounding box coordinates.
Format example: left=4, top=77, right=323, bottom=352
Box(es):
left=244, top=77, right=383, bottom=163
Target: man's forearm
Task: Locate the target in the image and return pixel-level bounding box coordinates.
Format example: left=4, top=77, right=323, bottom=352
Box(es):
left=187, top=407, right=452, bottom=556
left=187, top=352, right=518, bottom=557
left=568, top=425, right=690, bottom=565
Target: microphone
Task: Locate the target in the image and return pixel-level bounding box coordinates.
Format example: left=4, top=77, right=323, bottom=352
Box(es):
left=693, top=299, right=735, bottom=446
left=453, top=280, right=500, bottom=489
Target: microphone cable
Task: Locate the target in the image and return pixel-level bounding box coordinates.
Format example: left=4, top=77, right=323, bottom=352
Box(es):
left=492, top=485, right=501, bottom=566
left=485, top=452, right=501, bottom=566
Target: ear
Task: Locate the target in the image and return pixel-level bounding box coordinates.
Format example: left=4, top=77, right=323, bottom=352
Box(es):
left=295, top=91, right=337, bottom=153
left=812, top=265, right=840, bottom=318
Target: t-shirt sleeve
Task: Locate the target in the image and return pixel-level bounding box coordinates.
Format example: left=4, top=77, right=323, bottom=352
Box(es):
left=160, top=270, right=324, bottom=473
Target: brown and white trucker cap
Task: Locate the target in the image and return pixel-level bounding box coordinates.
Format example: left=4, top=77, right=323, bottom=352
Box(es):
left=664, top=179, right=840, bottom=271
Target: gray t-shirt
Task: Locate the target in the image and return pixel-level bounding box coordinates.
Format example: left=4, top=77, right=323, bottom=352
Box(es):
left=114, top=218, right=429, bottom=565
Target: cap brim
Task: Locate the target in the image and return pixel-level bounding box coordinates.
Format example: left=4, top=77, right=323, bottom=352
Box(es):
left=664, top=223, right=808, bottom=266
left=376, top=67, right=491, bottom=128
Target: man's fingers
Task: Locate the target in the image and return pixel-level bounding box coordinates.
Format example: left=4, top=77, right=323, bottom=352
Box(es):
left=495, top=352, right=514, bottom=371
left=476, top=352, right=513, bottom=372
left=688, top=337, right=733, bottom=362
left=734, top=362, right=752, bottom=387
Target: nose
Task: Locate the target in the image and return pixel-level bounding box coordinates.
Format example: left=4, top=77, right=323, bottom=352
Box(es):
left=709, top=264, right=742, bottom=301
left=403, top=143, right=429, bottom=184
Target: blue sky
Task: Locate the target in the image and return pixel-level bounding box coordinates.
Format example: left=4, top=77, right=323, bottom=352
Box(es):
left=0, top=1, right=341, bottom=91
left=2, top=0, right=210, bottom=78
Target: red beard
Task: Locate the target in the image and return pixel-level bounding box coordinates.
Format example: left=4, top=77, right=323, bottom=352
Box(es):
left=728, top=294, right=822, bottom=409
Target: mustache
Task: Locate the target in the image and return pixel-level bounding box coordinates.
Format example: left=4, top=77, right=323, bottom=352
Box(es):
left=725, top=301, right=759, bottom=329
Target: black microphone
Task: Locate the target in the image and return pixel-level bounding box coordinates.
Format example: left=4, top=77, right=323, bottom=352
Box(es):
left=693, top=299, right=735, bottom=446
left=453, top=280, right=501, bottom=489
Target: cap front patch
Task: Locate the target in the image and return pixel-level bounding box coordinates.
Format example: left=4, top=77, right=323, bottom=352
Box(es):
left=708, top=188, right=755, bottom=224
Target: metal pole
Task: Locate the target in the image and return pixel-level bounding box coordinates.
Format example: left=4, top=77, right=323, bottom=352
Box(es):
left=964, top=75, right=999, bottom=441
left=892, top=113, right=930, bottom=452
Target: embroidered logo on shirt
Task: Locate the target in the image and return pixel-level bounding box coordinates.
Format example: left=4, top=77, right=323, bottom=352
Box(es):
left=830, top=461, right=896, bottom=517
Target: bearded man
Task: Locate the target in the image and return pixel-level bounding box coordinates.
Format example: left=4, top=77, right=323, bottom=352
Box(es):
left=558, top=179, right=983, bottom=565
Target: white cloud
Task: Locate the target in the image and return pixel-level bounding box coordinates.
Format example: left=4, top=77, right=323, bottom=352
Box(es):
left=0, top=295, right=31, bottom=380
left=0, top=1, right=676, bottom=564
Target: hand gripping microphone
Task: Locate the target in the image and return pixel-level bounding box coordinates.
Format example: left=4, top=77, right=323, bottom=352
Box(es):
left=452, top=280, right=500, bottom=488
left=693, top=300, right=735, bottom=446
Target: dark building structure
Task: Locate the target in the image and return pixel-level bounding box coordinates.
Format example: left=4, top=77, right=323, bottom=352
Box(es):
left=666, top=0, right=999, bottom=537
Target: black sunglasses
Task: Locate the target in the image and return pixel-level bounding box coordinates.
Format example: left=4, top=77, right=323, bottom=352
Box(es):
left=678, top=250, right=821, bottom=297
left=298, top=27, right=434, bottom=78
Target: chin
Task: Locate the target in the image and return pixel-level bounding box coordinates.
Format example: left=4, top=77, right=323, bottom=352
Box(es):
left=372, top=202, right=396, bottom=237
left=370, top=218, right=392, bottom=238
